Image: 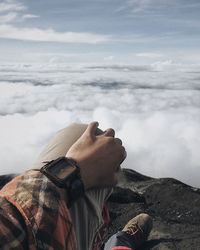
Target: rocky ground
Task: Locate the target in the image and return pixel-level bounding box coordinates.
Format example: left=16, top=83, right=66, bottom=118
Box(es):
left=107, top=169, right=200, bottom=250
left=0, top=170, right=200, bottom=249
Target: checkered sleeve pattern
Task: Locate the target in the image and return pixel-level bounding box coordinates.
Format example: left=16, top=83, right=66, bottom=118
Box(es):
left=0, top=170, right=77, bottom=250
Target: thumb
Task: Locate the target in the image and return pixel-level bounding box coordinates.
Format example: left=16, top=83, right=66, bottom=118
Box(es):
left=85, top=121, right=99, bottom=139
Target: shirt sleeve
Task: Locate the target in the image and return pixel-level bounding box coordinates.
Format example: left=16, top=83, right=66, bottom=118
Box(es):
left=0, top=196, right=28, bottom=250
left=0, top=170, right=77, bottom=250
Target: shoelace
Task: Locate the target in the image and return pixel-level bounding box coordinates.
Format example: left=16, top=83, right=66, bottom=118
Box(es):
left=125, top=222, right=144, bottom=243
left=126, top=224, right=139, bottom=235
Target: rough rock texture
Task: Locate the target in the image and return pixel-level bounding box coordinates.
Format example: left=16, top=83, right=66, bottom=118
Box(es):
left=0, top=170, right=200, bottom=249
left=107, top=169, right=200, bottom=250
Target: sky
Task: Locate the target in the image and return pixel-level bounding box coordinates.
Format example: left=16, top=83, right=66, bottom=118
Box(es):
left=0, top=0, right=200, bottom=64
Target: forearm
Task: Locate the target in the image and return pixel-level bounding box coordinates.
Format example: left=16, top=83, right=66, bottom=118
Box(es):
left=0, top=196, right=28, bottom=249
left=0, top=170, right=76, bottom=249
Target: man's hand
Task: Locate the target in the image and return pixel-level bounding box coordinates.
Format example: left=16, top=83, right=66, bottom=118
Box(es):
left=66, top=122, right=126, bottom=190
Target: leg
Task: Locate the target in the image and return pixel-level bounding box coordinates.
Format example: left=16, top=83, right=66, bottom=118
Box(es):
left=104, top=214, right=153, bottom=250
left=32, top=123, right=112, bottom=250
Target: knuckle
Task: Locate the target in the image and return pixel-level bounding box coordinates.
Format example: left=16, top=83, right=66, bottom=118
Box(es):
left=115, top=138, right=122, bottom=145
left=106, top=137, right=114, bottom=144
left=109, top=128, right=115, bottom=134
left=120, top=146, right=126, bottom=159
left=105, top=128, right=115, bottom=137
left=121, top=145, right=126, bottom=152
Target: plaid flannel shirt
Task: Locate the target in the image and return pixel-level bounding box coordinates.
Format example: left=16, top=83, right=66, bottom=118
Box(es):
left=0, top=170, right=76, bottom=250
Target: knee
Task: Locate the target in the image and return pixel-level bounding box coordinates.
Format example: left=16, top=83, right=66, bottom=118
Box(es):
left=55, top=123, right=88, bottom=138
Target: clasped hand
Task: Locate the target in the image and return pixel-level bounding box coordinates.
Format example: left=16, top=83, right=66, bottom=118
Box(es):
left=66, top=122, right=126, bottom=190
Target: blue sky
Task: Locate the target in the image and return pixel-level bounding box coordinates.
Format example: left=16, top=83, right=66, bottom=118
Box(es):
left=0, top=0, right=200, bottom=64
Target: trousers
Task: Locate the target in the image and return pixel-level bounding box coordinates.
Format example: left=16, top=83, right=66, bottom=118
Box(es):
left=32, top=123, right=112, bottom=250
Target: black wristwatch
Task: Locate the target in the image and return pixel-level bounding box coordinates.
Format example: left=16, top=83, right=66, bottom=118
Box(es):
left=40, top=157, right=85, bottom=207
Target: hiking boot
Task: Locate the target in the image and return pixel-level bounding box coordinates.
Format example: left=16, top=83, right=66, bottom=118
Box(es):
left=122, top=213, right=153, bottom=249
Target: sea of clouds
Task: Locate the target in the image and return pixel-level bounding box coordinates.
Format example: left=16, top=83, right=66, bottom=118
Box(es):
left=0, top=62, right=200, bottom=187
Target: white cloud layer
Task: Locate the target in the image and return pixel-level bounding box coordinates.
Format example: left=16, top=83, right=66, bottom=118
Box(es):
left=0, top=0, right=39, bottom=24
left=22, top=14, right=39, bottom=20
left=0, top=63, right=200, bottom=188
left=0, top=24, right=110, bottom=43
left=136, top=52, right=164, bottom=58
left=0, top=0, right=25, bottom=13
left=122, top=0, right=174, bottom=13
left=0, top=12, right=18, bottom=23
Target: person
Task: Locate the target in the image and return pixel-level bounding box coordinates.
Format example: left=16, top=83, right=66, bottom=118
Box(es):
left=0, top=122, right=152, bottom=250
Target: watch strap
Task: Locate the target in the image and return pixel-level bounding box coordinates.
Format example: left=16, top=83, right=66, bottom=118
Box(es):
left=40, top=157, right=85, bottom=207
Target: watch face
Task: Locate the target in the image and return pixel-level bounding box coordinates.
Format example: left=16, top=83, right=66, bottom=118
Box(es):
left=48, top=160, right=76, bottom=180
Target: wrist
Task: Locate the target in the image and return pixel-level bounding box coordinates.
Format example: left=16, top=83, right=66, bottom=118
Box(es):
left=79, top=168, right=92, bottom=190
left=74, top=159, right=95, bottom=190
left=40, top=157, right=85, bottom=207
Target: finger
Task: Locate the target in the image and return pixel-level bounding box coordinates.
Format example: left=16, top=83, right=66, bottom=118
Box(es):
left=103, top=128, right=115, bottom=137
left=85, top=121, right=99, bottom=139
left=121, top=147, right=127, bottom=163
left=118, top=146, right=127, bottom=164
left=112, top=172, right=119, bottom=186
left=115, top=165, right=121, bottom=172
left=114, top=138, right=122, bottom=145
left=96, top=127, right=104, bottom=136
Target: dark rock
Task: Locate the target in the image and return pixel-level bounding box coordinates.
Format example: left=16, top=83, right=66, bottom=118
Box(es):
left=107, top=169, right=200, bottom=250
left=108, top=186, right=145, bottom=204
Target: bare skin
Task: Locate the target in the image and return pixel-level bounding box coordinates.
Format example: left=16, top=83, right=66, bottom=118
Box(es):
left=66, top=122, right=126, bottom=190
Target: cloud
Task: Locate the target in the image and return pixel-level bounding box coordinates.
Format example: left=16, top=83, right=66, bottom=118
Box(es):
left=136, top=52, right=164, bottom=58
left=22, top=14, right=39, bottom=20
left=0, top=109, right=74, bottom=174
left=118, top=0, right=175, bottom=14
left=0, top=1, right=109, bottom=44
left=104, top=56, right=114, bottom=61
left=1, top=63, right=200, bottom=187
left=0, top=0, right=39, bottom=25
left=128, top=0, right=153, bottom=13
left=0, top=0, right=35, bottom=24
left=117, top=110, right=200, bottom=188
left=0, top=24, right=110, bottom=44
left=0, top=0, right=25, bottom=13
left=0, top=12, right=18, bottom=23
left=151, top=60, right=176, bottom=71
